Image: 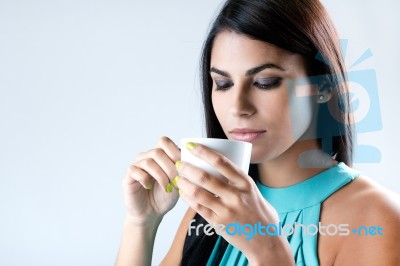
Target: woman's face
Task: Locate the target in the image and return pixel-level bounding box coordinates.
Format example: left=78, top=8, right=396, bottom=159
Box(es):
left=211, top=30, right=318, bottom=163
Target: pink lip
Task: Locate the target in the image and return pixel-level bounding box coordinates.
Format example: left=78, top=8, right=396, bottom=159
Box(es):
left=229, top=128, right=266, bottom=142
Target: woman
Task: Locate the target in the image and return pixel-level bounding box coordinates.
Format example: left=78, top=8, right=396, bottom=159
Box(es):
left=116, top=0, right=400, bottom=265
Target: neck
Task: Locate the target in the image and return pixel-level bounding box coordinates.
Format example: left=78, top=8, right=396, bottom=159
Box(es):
left=257, top=139, right=337, bottom=188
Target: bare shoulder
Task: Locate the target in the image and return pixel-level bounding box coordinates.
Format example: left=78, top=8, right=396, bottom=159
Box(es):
left=321, top=174, right=400, bottom=265
left=323, top=174, right=400, bottom=223
left=159, top=207, right=196, bottom=266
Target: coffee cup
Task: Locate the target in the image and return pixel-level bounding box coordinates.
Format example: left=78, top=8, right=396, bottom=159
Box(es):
left=180, top=138, right=252, bottom=182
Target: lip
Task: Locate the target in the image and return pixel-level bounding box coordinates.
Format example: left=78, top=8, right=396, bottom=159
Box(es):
left=229, top=128, right=266, bottom=142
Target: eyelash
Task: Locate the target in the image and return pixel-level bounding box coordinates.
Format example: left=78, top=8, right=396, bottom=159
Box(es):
left=214, top=78, right=282, bottom=91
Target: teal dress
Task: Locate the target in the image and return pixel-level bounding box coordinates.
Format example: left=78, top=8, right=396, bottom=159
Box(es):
left=206, top=162, right=360, bottom=266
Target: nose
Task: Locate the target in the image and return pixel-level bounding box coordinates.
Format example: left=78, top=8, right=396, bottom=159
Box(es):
left=229, top=87, right=256, bottom=117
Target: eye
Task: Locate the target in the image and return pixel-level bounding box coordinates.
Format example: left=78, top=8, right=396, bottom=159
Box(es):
left=254, top=77, right=282, bottom=90
left=214, top=80, right=233, bottom=91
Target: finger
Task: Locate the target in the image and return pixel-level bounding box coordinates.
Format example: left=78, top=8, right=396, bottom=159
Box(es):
left=135, top=158, right=170, bottom=191
left=134, top=148, right=177, bottom=182
left=177, top=161, right=229, bottom=198
left=185, top=143, right=248, bottom=187
left=157, top=136, right=181, bottom=162
left=147, top=148, right=178, bottom=181
left=178, top=179, right=218, bottom=222
left=125, top=165, right=153, bottom=190
left=177, top=175, right=222, bottom=212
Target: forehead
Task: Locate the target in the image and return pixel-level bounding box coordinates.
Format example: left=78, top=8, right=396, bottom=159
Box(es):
left=210, top=30, right=306, bottom=73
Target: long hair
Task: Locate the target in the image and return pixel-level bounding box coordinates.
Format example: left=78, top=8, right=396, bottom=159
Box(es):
left=181, top=0, right=354, bottom=265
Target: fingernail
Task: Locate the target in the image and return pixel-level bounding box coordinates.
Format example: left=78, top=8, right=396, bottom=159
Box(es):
left=166, top=183, right=173, bottom=193
left=146, top=181, right=153, bottom=190
left=179, top=189, right=184, bottom=195
left=175, top=160, right=182, bottom=169
left=172, top=175, right=180, bottom=188
left=186, top=142, right=196, bottom=151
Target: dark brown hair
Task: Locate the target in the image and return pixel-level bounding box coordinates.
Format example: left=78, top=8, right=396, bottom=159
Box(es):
left=182, top=0, right=353, bottom=265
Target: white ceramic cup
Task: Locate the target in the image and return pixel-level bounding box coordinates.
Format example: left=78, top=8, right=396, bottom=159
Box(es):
left=180, top=138, right=252, bottom=182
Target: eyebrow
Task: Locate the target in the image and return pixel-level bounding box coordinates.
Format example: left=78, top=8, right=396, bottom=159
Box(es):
left=210, top=63, right=285, bottom=77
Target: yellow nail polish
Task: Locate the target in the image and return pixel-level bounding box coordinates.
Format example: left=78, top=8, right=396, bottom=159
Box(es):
left=146, top=181, right=153, bottom=190
left=186, top=142, right=196, bottom=151
left=172, top=175, right=180, bottom=188
left=166, top=183, right=173, bottom=193
left=175, top=160, right=182, bottom=169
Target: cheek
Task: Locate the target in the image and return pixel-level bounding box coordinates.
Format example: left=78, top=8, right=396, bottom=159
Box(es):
left=211, top=93, right=225, bottom=124
left=287, top=85, right=315, bottom=140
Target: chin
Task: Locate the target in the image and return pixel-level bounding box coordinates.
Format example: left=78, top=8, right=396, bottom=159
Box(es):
left=250, top=148, right=281, bottom=164
left=250, top=140, right=296, bottom=164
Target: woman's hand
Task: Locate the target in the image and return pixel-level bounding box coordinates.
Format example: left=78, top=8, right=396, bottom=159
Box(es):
left=175, top=142, right=294, bottom=265
left=122, top=136, right=180, bottom=226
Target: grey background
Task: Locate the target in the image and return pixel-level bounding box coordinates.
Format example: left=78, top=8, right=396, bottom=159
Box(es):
left=0, top=1, right=399, bottom=265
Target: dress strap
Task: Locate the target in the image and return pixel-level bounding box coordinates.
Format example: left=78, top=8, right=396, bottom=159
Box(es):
left=256, top=162, right=360, bottom=213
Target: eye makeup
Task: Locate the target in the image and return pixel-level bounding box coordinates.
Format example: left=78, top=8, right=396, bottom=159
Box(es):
left=214, top=79, right=233, bottom=91
left=253, top=77, right=282, bottom=90
left=213, top=77, right=282, bottom=91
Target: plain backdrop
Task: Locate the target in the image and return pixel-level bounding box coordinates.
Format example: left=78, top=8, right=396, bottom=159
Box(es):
left=0, top=0, right=399, bottom=265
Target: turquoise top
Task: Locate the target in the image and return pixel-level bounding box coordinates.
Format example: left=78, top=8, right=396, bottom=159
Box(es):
left=206, top=162, right=360, bottom=266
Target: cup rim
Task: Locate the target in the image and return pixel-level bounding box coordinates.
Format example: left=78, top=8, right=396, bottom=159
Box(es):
left=180, top=137, right=252, bottom=147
